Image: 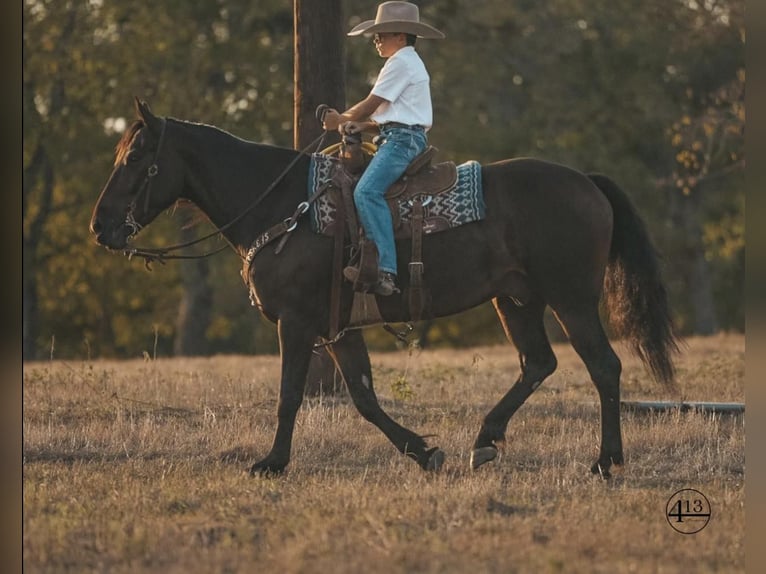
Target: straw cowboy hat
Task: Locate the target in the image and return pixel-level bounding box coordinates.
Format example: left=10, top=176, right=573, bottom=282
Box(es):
left=348, top=1, right=445, bottom=39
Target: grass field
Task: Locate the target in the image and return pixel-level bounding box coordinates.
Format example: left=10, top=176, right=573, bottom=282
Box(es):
left=23, top=333, right=744, bottom=573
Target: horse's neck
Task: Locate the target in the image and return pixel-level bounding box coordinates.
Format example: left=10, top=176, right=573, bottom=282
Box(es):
left=176, top=123, right=304, bottom=250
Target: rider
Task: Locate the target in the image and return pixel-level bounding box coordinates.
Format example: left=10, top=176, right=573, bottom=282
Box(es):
left=322, top=1, right=444, bottom=296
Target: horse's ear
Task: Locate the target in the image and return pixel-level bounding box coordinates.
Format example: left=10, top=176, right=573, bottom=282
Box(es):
left=134, top=97, right=163, bottom=134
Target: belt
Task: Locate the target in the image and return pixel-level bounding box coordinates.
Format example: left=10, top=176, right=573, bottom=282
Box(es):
left=379, top=122, right=425, bottom=131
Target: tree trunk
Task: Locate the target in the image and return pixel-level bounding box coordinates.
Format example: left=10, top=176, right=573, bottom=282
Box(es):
left=294, top=0, right=346, bottom=395
left=689, top=234, right=718, bottom=335
left=173, top=218, right=213, bottom=356
left=677, top=192, right=718, bottom=335
left=22, top=146, right=54, bottom=360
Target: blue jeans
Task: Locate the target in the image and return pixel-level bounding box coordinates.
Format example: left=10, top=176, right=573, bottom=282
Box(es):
left=354, top=125, right=427, bottom=275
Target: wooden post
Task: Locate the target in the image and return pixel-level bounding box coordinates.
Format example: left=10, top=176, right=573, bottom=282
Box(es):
left=294, top=0, right=345, bottom=148
left=294, top=0, right=346, bottom=395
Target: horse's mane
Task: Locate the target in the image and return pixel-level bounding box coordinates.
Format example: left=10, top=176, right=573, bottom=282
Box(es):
left=172, top=117, right=288, bottom=149
left=114, top=114, right=297, bottom=169
left=113, top=120, right=144, bottom=167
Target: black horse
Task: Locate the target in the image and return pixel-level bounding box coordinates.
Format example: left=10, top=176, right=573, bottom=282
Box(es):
left=90, top=99, right=679, bottom=478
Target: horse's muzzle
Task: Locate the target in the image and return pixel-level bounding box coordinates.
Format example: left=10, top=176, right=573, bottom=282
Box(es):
left=90, top=215, right=132, bottom=250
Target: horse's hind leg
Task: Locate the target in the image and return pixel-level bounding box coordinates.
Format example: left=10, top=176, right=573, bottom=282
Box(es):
left=472, top=297, right=557, bottom=469
left=329, top=330, right=444, bottom=471
left=553, top=304, right=623, bottom=478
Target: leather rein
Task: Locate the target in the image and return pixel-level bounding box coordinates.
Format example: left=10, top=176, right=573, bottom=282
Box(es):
left=122, top=117, right=329, bottom=269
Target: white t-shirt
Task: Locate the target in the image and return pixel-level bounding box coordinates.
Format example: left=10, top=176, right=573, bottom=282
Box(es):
left=370, top=46, right=432, bottom=129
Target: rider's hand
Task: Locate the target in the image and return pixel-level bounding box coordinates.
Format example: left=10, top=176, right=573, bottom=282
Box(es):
left=341, top=121, right=364, bottom=135
left=322, top=109, right=341, bottom=131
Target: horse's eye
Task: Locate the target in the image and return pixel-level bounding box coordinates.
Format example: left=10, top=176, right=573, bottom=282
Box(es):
left=126, top=150, right=140, bottom=163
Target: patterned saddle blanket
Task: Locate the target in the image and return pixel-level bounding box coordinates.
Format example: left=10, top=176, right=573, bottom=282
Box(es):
left=307, top=153, right=485, bottom=238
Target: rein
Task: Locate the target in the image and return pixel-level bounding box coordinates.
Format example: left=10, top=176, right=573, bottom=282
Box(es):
left=123, top=122, right=329, bottom=268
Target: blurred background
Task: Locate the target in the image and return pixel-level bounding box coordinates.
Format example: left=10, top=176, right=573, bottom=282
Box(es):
left=23, top=0, right=744, bottom=360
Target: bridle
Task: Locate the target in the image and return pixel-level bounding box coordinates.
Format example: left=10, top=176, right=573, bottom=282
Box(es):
left=124, top=118, right=167, bottom=242
left=121, top=117, right=329, bottom=269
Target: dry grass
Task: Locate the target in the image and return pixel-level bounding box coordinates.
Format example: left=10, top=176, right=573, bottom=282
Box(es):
left=23, top=334, right=744, bottom=573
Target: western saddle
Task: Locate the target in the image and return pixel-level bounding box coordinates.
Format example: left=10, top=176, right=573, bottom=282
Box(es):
left=328, top=132, right=457, bottom=327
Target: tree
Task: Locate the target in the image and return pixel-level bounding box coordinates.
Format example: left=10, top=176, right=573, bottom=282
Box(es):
left=23, top=2, right=125, bottom=359
left=660, top=2, right=745, bottom=333
left=23, top=0, right=296, bottom=359
left=22, top=0, right=745, bottom=361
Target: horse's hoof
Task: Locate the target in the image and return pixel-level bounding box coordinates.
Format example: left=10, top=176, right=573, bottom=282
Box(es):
left=470, top=446, right=498, bottom=470
left=425, top=448, right=445, bottom=471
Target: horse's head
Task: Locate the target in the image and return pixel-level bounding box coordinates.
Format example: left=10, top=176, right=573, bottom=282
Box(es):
left=90, top=98, right=184, bottom=249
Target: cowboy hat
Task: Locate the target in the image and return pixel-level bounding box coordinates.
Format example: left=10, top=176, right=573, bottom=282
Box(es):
left=348, top=1, right=445, bottom=39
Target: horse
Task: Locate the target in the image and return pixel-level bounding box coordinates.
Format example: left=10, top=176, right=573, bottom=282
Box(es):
left=90, top=99, right=679, bottom=478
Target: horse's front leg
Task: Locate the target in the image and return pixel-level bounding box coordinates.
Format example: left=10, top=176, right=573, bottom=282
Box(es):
left=250, top=314, right=315, bottom=475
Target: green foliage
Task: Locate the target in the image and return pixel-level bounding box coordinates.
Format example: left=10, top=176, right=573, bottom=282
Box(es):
left=390, top=374, right=415, bottom=402
left=23, top=0, right=745, bottom=359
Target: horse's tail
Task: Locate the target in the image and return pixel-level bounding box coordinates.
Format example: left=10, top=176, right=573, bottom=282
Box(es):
left=588, top=173, right=681, bottom=385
